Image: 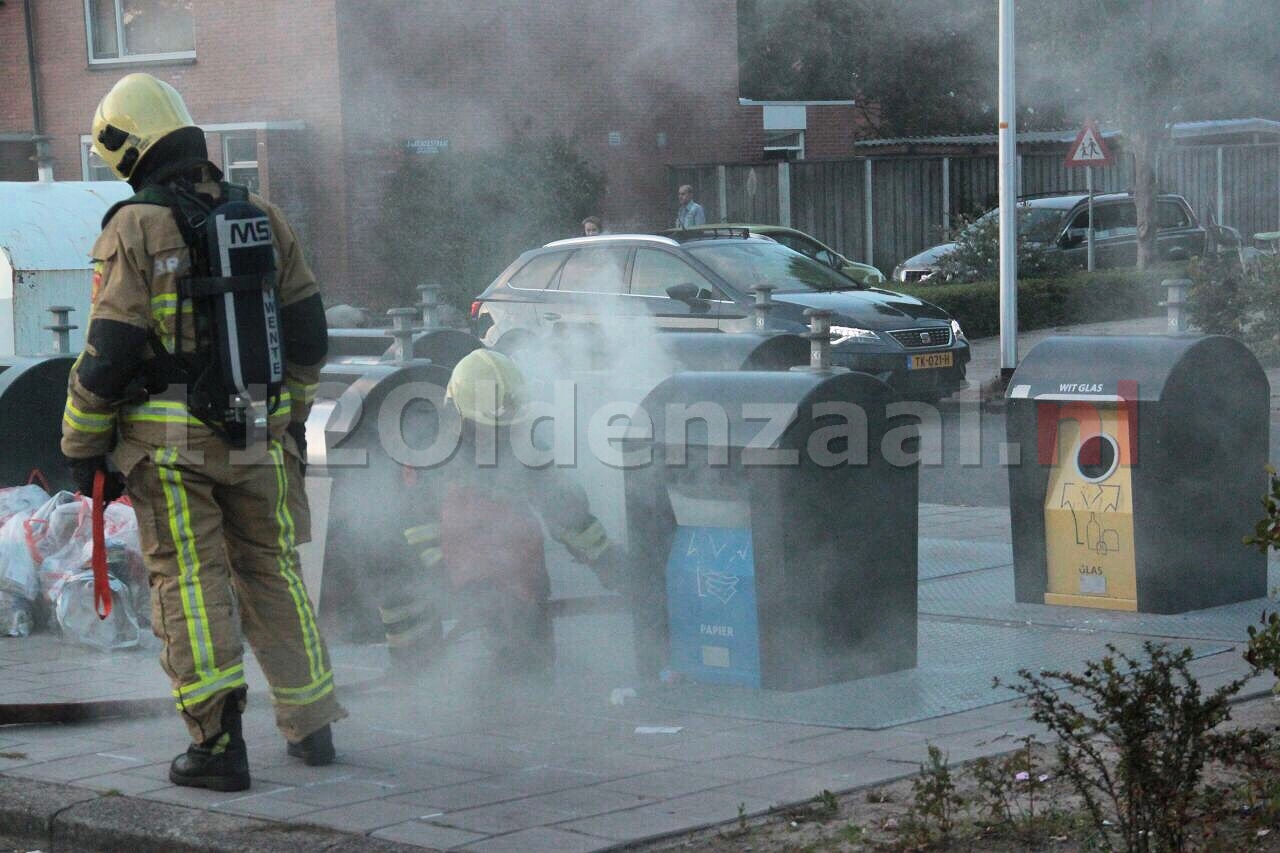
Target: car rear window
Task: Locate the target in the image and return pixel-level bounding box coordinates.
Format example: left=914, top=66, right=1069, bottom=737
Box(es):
left=507, top=252, right=567, bottom=290
left=631, top=248, right=717, bottom=298
left=557, top=246, right=629, bottom=294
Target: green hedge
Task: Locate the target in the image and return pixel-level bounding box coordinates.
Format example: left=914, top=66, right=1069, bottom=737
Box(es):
left=895, top=265, right=1184, bottom=339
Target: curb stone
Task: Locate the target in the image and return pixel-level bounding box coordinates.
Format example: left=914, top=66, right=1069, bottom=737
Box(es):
left=0, top=774, right=433, bottom=853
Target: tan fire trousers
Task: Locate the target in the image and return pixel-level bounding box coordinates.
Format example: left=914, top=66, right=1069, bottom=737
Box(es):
left=126, top=438, right=345, bottom=744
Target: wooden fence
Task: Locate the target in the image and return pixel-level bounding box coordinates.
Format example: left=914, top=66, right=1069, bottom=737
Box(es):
left=669, top=145, right=1280, bottom=274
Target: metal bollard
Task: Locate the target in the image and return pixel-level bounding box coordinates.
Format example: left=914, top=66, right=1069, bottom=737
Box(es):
left=791, top=308, right=849, bottom=374
left=43, top=305, right=78, bottom=355
left=749, top=283, right=776, bottom=331
left=416, top=283, right=442, bottom=330
left=1161, top=278, right=1192, bottom=334
left=386, top=307, right=420, bottom=362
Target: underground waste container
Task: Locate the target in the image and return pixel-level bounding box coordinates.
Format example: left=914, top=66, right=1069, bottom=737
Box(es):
left=623, top=369, right=919, bottom=690
left=0, top=355, right=75, bottom=490
left=1006, top=335, right=1268, bottom=613
left=308, top=359, right=454, bottom=638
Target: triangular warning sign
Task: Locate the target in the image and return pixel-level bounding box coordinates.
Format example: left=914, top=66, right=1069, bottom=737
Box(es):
left=1065, top=121, right=1114, bottom=168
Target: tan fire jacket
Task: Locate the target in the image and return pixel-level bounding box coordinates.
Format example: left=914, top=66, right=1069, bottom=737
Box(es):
left=61, top=181, right=322, bottom=474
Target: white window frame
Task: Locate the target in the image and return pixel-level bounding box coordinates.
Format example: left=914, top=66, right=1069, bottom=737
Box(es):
left=763, top=130, right=805, bottom=161
left=83, top=0, right=196, bottom=66
left=222, top=131, right=260, bottom=191
left=79, top=122, right=304, bottom=182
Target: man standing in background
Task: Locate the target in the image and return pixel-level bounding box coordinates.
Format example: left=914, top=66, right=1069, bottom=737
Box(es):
left=674, top=185, right=706, bottom=228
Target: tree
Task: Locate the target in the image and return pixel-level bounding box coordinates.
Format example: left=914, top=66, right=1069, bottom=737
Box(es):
left=1018, top=0, right=1261, bottom=269
left=375, top=135, right=605, bottom=310
left=737, top=1, right=1061, bottom=138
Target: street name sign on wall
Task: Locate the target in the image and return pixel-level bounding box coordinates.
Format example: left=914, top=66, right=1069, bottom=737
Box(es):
left=406, top=138, right=450, bottom=155
left=1065, top=121, right=1114, bottom=168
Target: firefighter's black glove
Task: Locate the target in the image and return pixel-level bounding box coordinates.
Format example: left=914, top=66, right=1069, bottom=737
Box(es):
left=66, top=455, right=126, bottom=503
left=286, top=422, right=308, bottom=476
left=592, top=545, right=630, bottom=592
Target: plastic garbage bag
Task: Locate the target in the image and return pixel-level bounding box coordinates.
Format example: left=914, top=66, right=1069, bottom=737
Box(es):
left=34, top=494, right=143, bottom=608
left=0, top=590, right=32, bottom=637
left=0, top=510, right=40, bottom=601
left=51, top=570, right=140, bottom=651
left=0, top=484, right=48, bottom=526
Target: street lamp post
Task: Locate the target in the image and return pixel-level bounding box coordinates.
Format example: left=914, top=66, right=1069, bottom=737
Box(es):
left=998, top=0, right=1018, bottom=382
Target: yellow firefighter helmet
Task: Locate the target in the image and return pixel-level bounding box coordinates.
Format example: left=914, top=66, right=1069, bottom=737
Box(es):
left=446, top=350, right=530, bottom=426
left=91, top=73, right=195, bottom=181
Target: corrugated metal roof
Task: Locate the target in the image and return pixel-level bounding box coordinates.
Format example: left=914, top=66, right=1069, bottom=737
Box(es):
left=853, top=128, right=1123, bottom=148
left=853, top=119, right=1280, bottom=149
left=1170, top=118, right=1280, bottom=138
left=0, top=181, right=133, bottom=271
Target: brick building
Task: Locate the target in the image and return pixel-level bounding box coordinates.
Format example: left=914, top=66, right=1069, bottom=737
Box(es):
left=2, top=0, right=866, bottom=306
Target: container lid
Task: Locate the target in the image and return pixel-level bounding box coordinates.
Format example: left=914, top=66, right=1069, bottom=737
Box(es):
left=0, top=181, right=133, bottom=272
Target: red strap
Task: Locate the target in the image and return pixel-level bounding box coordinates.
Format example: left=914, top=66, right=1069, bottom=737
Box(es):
left=26, top=469, right=50, bottom=492
left=91, top=471, right=111, bottom=620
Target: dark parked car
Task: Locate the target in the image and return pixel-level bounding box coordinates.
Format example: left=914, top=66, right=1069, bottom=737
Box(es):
left=471, top=232, right=970, bottom=400
left=893, top=192, right=1206, bottom=283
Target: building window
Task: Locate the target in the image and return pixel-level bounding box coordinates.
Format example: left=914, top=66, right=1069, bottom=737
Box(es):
left=81, top=139, right=124, bottom=181
left=222, top=133, right=260, bottom=193
left=85, top=0, right=195, bottom=64
left=763, top=130, right=804, bottom=161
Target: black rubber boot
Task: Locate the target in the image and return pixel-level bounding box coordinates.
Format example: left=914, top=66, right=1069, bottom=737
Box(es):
left=287, top=723, right=335, bottom=766
left=169, top=689, right=250, bottom=792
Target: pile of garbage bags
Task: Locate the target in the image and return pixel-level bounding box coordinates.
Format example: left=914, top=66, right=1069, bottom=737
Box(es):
left=0, top=482, right=146, bottom=651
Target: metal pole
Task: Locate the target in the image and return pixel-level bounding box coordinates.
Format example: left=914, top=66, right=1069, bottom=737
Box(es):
left=44, top=305, right=76, bottom=354
left=717, top=165, right=728, bottom=222
left=749, top=283, right=776, bottom=331
left=1216, top=145, right=1225, bottom=227
left=23, top=0, right=52, bottom=182
left=1087, top=165, right=1096, bottom=272
left=941, top=157, right=951, bottom=235
left=416, top=283, right=441, bottom=329
left=863, top=159, right=874, bottom=268
left=998, top=0, right=1018, bottom=379
left=386, top=307, right=419, bottom=363
left=777, top=161, right=792, bottom=228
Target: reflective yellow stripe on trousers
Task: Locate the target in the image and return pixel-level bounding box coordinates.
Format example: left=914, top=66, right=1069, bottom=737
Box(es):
left=269, top=441, right=331, bottom=702
left=155, top=447, right=222, bottom=704
left=172, top=663, right=246, bottom=708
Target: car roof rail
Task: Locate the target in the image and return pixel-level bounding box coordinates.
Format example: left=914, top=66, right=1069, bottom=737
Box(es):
left=1015, top=191, right=1087, bottom=202
left=666, top=227, right=754, bottom=242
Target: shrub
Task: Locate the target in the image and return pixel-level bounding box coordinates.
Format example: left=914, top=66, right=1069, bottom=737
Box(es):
left=898, top=266, right=1177, bottom=340
left=1000, top=642, right=1256, bottom=853
left=904, top=744, right=964, bottom=846
left=1187, top=252, right=1280, bottom=364
left=1243, top=466, right=1280, bottom=686
left=971, top=736, right=1053, bottom=843
left=933, top=213, right=1068, bottom=283
left=374, top=135, right=605, bottom=311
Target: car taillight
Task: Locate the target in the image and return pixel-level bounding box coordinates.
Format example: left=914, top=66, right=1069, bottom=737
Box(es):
left=470, top=300, right=482, bottom=319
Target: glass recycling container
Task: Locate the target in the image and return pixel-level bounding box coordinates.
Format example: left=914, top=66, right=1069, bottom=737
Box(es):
left=1006, top=335, right=1268, bottom=613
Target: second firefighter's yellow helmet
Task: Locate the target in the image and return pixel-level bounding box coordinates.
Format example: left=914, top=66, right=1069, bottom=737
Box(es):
left=446, top=349, right=529, bottom=426
left=91, top=73, right=195, bottom=181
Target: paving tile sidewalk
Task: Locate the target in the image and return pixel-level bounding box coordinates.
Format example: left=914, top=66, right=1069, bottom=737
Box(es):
left=0, top=498, right=1267, bottom=852
left=0, top=314, right=1272, bottom=851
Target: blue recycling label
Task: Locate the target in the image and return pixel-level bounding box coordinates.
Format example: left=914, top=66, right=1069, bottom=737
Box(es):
left=665, top=526, right=760, bottom=687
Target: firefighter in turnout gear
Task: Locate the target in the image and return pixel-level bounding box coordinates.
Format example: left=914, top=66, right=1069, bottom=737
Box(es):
left=383, top=350, right=627, bottom=674
left=61, top=73, right=344, bottom=792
